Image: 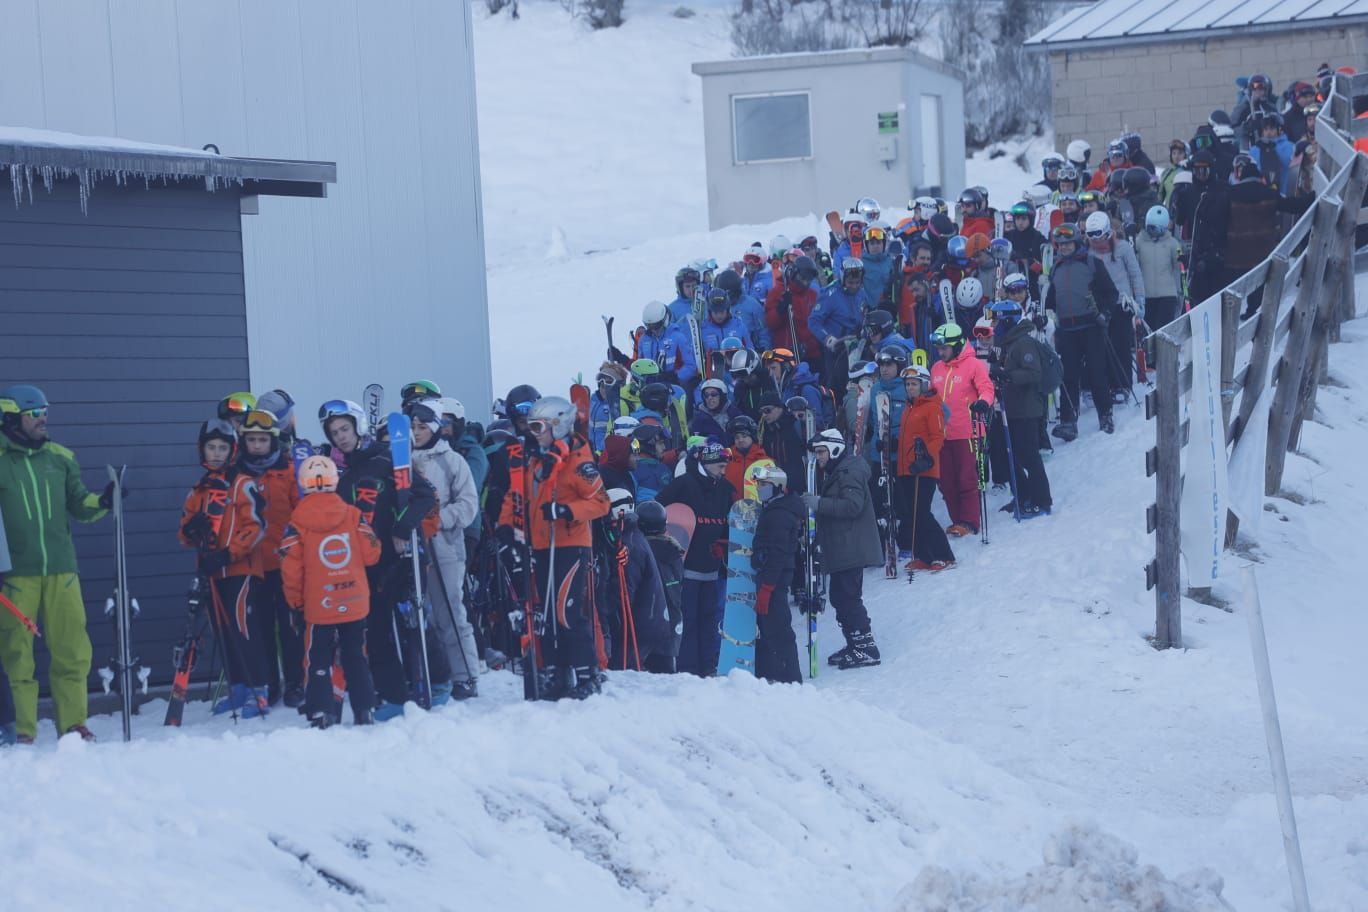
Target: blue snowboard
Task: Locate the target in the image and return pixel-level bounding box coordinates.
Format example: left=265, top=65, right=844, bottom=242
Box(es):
left=718, top=499, right=760, bottom=675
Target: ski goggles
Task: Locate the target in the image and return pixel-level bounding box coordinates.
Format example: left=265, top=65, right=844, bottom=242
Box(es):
left=595, top=372, right=620, bottom=388
left=218, top=392, right=256, bottom=419
left=510, top=400, right=536, bottom=416
left=241, top=410, right=280, bottom=435
left=1004, top=276, right=1030, bottom=293
left=526, top=419, right=551, bottom=436
left=1052, top=225, right=1080, bottom=244
left=762, top=347, right=797, bottom=365
left=1077, top=191, right=1100, bottom=206
left=401, top=380, right=441, bottom=402
left=743, top=252, right=765, bottom=267
left=865, top=227, right=887, bottom=243
left=1085, top=225, right=1111, bottom=240
left=318, top=400, right=356, bottom=420
left=18, top=406, right=47, bottom=419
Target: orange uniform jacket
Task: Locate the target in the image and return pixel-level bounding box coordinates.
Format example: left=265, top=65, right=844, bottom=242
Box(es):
left=897, top=394, right=947, bottom=480
left=278, top=492, right=382, bottom=625
left=254, top=462, right=299, bottom=574
left=724, top=443, right=771, bottom=502
left=179, top=470, right=266, bottom=579
left=500, top=438, right=609, bottom=550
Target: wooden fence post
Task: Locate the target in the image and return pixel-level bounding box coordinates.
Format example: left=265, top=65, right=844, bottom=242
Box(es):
left=1220, top=289, right=1241, bottom=436
left=1154, top=332, right=1183, bottom=649
left=1266, top=197, right=1339, bottom=495
left=1232, top=254, right=1288, bottom=447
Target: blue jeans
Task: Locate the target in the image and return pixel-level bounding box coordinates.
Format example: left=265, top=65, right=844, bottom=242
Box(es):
left=677, top=578, right=721, bottom=677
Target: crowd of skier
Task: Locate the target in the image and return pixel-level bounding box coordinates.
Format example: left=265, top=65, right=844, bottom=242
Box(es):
left=0, top=63, right=1340, bottom=742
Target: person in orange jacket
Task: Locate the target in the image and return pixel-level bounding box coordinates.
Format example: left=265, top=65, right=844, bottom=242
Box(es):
left=497, top=395, right=610, bottom=700
left=896, top=365, right=955, bottom=571
left=723, top=415, right=770, bottom=502
left=1086, top=139, right=1131, bottom=192
left=237, top=408, right=304, bottom=708
left=178, top=418, right=269, bottom=717
left=279, top=455, right=382, bottom=728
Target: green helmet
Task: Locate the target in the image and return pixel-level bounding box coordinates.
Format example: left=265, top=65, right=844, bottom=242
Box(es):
left=630, top=358, right=661, bottom=380
left=401, top=379, right=442, bottom=406
left=931, top=323, right=965, bottom=347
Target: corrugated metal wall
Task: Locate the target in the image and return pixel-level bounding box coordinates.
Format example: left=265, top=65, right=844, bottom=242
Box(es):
left=0, top=0, right=492, bottom=428
left=0, top=176, right=249, bottom=691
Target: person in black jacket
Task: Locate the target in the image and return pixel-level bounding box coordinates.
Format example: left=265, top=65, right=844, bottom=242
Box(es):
left=989, top=302, right=1052, bottom=516
left=758, top=392, right=806, bottom=494
left=600, top=490, right=672, bottom=672
left=1043, top=224, right=1121, bottom=439
left=655, top=443, right=736, bottom=676
left=750, top=465, right=805, bottom=684
left=635, top=501, right=683, bottom=673
left=333, top=420, right=448, bottom=716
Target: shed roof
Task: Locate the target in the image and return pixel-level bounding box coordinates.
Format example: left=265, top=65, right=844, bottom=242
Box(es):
left=1025, top=0, right=1368, bottom=52
left=0, top=126, right=335, bottom=210
left=692, top=46, right=962, bottom=82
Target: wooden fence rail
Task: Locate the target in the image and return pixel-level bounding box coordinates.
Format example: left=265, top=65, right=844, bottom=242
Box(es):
left=1144, top=72, right=1368, bottom=649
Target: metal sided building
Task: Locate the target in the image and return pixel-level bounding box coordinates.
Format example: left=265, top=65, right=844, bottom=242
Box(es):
left=0, top=131, right=333, bottom=694
left=1026, top=0, right=1368, bottom=165
left=692, top=48, right=966, bottom=231
left=0, top=0, right=492, bottom=427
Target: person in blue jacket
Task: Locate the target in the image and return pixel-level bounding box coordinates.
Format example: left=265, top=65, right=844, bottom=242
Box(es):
left=632, top=300, right=696, bottom=385
left=667, top=265, right=703, bottom=323
left=713, top=270, right=770, bottom=352
left=831, top=213, right=868, bottom=277
left=861, top=310, right=917, bottom=364
left=700, top=289, right=752, bottom=364
left=588, top=363, right=628, bottom=454
left=689, top=378, right=738, bottom=441
left=1250, top=112, right=1296, bottom=196
left=865, top=345, right=910, bottom=556
left=631, top=425, right=675, bottom=503
left=739, top=243, right=773, bottom=301
left=809, top=257, right=871, bottom=391
left=763, top=348, right=831, bottom=430
left=859, top=226, right=895, bottom=310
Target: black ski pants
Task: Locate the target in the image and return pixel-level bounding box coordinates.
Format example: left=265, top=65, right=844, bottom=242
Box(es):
left=678, top=577, right=721, bottom=677
left=828, top=568, right=871, bottom=640
left=1003, top=412, right=1052, bottom=510
left=1106, top=312, right=1135, bottom=390
left=534, top=545, right=596, bottom=676
left=209, top=574, right=267, bottom=689
left=1056, top=325, right=1112, bottom=425
left=259, top=569, right=304, bottom=701
left=304, top=619, right=374, bottom=722
left=754, top=583, right=802, bottom=685
left=905, top=475, right=955, bottom=563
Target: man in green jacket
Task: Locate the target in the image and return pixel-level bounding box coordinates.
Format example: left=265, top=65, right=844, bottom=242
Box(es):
left=0, top=384, right=117, bottom=743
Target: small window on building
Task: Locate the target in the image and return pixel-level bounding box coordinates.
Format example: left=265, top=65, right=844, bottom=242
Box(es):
left=732, top=92, right=812, bottom=164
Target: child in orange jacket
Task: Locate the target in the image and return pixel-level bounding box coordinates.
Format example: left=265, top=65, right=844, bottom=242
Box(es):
left=280, top=455, right=382, bottom=727
left=896, top=366, right=956, bottom=571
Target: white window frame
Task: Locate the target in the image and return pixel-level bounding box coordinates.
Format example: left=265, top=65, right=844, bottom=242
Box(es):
left=731, top=90, right=813, bottom=165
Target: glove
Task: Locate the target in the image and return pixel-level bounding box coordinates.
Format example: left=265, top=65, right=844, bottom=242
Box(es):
left=495, top=524, right=518, bottom=548
left=990, top=365, right=1008, bottom=385
left=801, top=493, right=820, bottom=512
left=616, top=543, right=629, bottom=570
left=755, top=583, right=775, bottom=616
left=1119, top=295, right=1137, bottom=315
left=824, top=335, right=841, bottom=352
left=182, top=512, right=213, bottom=547
left=1096, top=311, right=1110, bottom=327
left=779, top=292, right=792, bottom=313
left=541, top=502, right=573, bottom=523
left=1028, top=260, right=1043, bottom=274
left=197, top=548, right=231, bottom=574
left=970, top=399, right=992, bottom=416
left=1031, top=313, right=1048, bottom=332
left=709, top=540, right=728, bottom=561
left=608, top=345, right=631, bottom=366
left=99, top=480, right=128, bottom=510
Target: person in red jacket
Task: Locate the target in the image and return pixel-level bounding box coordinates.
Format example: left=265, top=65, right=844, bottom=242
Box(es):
left=897, top=366, right=955, bottom=571
left=237, top=408, right=304, bottom=708
left=497, top=395, right=611, bottom=700
left=178, top=418, right=269, bottom=717
left=764, top=254, right=822, bottom=370
left=280, top=455, right=382, bottom=728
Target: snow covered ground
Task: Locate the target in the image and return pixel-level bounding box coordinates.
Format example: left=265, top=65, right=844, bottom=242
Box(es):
left=3, top=4, right=1365, bottom=909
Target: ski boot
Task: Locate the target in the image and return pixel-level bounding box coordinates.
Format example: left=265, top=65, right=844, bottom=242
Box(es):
left=483, top=647, right=508, bottom=671
left=64, top=724, right=97, bottom=742
left=1051, top=421, right=1078, bottom=442
left=451, top=679, right=479, bottom=701
left=835, top=631, right=881, bottom=670
left=282, top=685, right=305, bottom=709
left=353, top=707, right=374, bottom=726
left=564, top=666, right=601, bottom=701
left=374, top=701, right=404, bottom=722
left=1099, top=414, right=1115, bottom=434
left=212, top=683, right=250, bottom=716
left=241, top=688, right=271, bottom=719
left=827, top=643, right=854, bottom=667
left=430, top=682, right=453, bottom=707
left=308, top=712, right=332, bottom=730
left=1, top=722, right=15, bottom=746
left=537, top=666, right=564, bottom=702
left=1020, top=504, right=1051, bottom=519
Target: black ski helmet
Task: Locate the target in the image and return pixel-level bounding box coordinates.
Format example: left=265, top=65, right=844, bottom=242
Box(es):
left=1232, top=154, right=1260, bottom=181
left=504, top=384, right=541, bottom=416
left=713, top=268, right=742, bottom=303
left=793, top=255, right=819, bottom=283
left=864, top=309, right=894, bottom=336
left=1123, top=166, right=1151, bottom=195
left=1107, top=169, right=1127, bottom=194
left=636, top=500, right=667, bottom=535
left=726, top=415, right=758, bottom=438
left=639, top=382, right=672, bottom=414
left=198, top=418, right=239, bottom=465
left=674, top=266, right=701, bottom=298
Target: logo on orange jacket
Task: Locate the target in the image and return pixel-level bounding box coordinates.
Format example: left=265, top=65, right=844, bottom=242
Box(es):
left=319, top=533, right=353, bottom=570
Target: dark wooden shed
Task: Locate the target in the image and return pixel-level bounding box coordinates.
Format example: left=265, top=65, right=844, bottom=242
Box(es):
left=0, top=129, right=334, bottom=697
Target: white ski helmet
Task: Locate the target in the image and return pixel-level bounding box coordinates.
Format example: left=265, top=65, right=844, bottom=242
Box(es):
left=768, top=235, right=792, bottom=258
left=698, top=378, right=728, bottom=401
left=1066, top=138, right=1091, bottom=167
left=318, top=399, right=367, bottom=439
left=642, top=300, right=669, bottom=327
left=955, top=277, right=984, bottom=310
left=913, top=196, right=938, bottom=221
left=1084, top=211, right=1113, bottom=238
left=607, top=487, right=635, bottom=519
left=612, top=415, right=641, bottom=437
left=808, top=428, right=846, bottom=460
left=528, top=395, right=577, bottom=440
left=750, top=464, right=788, bottom=501
left=1003, top=272, right=1029, bottom=292
left=435, top=397, right=465, bottom=421
left=1024, top=184, right=1052, bottom=208
left=842, top=212, right=868, bottom=231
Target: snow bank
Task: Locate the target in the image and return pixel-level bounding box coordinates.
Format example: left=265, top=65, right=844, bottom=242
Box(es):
left=893, top=824, right=1232, bottom=912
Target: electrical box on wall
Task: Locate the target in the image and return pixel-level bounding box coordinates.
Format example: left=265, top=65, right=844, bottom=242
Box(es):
left=875, top=135, right=897, bottom=163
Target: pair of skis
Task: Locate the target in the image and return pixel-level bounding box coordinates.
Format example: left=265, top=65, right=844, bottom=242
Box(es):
left=875, top=393, right=898, bottom=579
left=801, top=410, right=822, bottom=678
left=100, top=465, right=146, bottom=741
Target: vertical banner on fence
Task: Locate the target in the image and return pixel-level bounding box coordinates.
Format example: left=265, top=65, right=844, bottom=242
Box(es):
left=1182, top=299, right=1230, bottom=586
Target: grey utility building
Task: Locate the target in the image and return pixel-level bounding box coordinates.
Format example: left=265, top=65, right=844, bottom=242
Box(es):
left=1026, top=0, right=1368, bottom=163
left=692, top=48, right=966, bottom=231
left=0, top=129, right=334, bottom=692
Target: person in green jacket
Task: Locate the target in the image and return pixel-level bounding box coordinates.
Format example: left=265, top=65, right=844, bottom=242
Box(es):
left=0, top=384, right=119, bottom=743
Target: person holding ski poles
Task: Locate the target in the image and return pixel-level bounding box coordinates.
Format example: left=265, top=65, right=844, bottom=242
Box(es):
left=990, top=300, right=1053, bottom=518
left=928, top=324, right=995, bottom=537
left=498, top=396, right=610, bottom=700
left=897, top=365, right=955, bottom=572
left=749, top=465, right=804, bottom=684
left=0, top=386, right=119, bottom=743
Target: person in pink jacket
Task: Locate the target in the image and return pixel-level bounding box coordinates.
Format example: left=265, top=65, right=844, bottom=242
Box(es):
left=928, top=322, right=995, bottom=536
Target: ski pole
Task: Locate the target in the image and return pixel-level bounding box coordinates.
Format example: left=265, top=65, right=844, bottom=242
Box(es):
left=410, top=531, right=432, bottom=708
left=0, top=592, right=39, bottom=636
left=999, top=405, right=1023, bottom=522
left=425, top=537, right=475, bottom=683
left=907, top=475, right=919, bottom=583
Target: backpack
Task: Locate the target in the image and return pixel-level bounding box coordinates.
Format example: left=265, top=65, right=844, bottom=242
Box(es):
left=1034, top=337, right=1062, bottom=396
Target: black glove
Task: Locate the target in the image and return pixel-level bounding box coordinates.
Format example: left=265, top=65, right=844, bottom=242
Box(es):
left=608, top=345, right=631, bottom=367
left=1095, top=311, right=1109, bottom=327
left=1031, top=313, right=1047, bottom=332
left=197, top=548, right=232, bottom=574
left=541, top=502, right=573, bottom=522
left=495, top=524, right=516, bottom=548
left=990, top=365, right=1008, bottom=385
left=969, top=399, right=992, bottom=416
left=99, top=480, right=128, bottom=510
left=779, top=292, right=792, bottom=313
left=182, top=513, right=213, bottom=548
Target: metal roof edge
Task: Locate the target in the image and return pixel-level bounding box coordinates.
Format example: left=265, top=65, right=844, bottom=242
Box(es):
left=0, top=142, right=336, bottom=195
left=692, top=45, right=963, bottom=81
left=1024, top=14, right=1368, bottom=51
